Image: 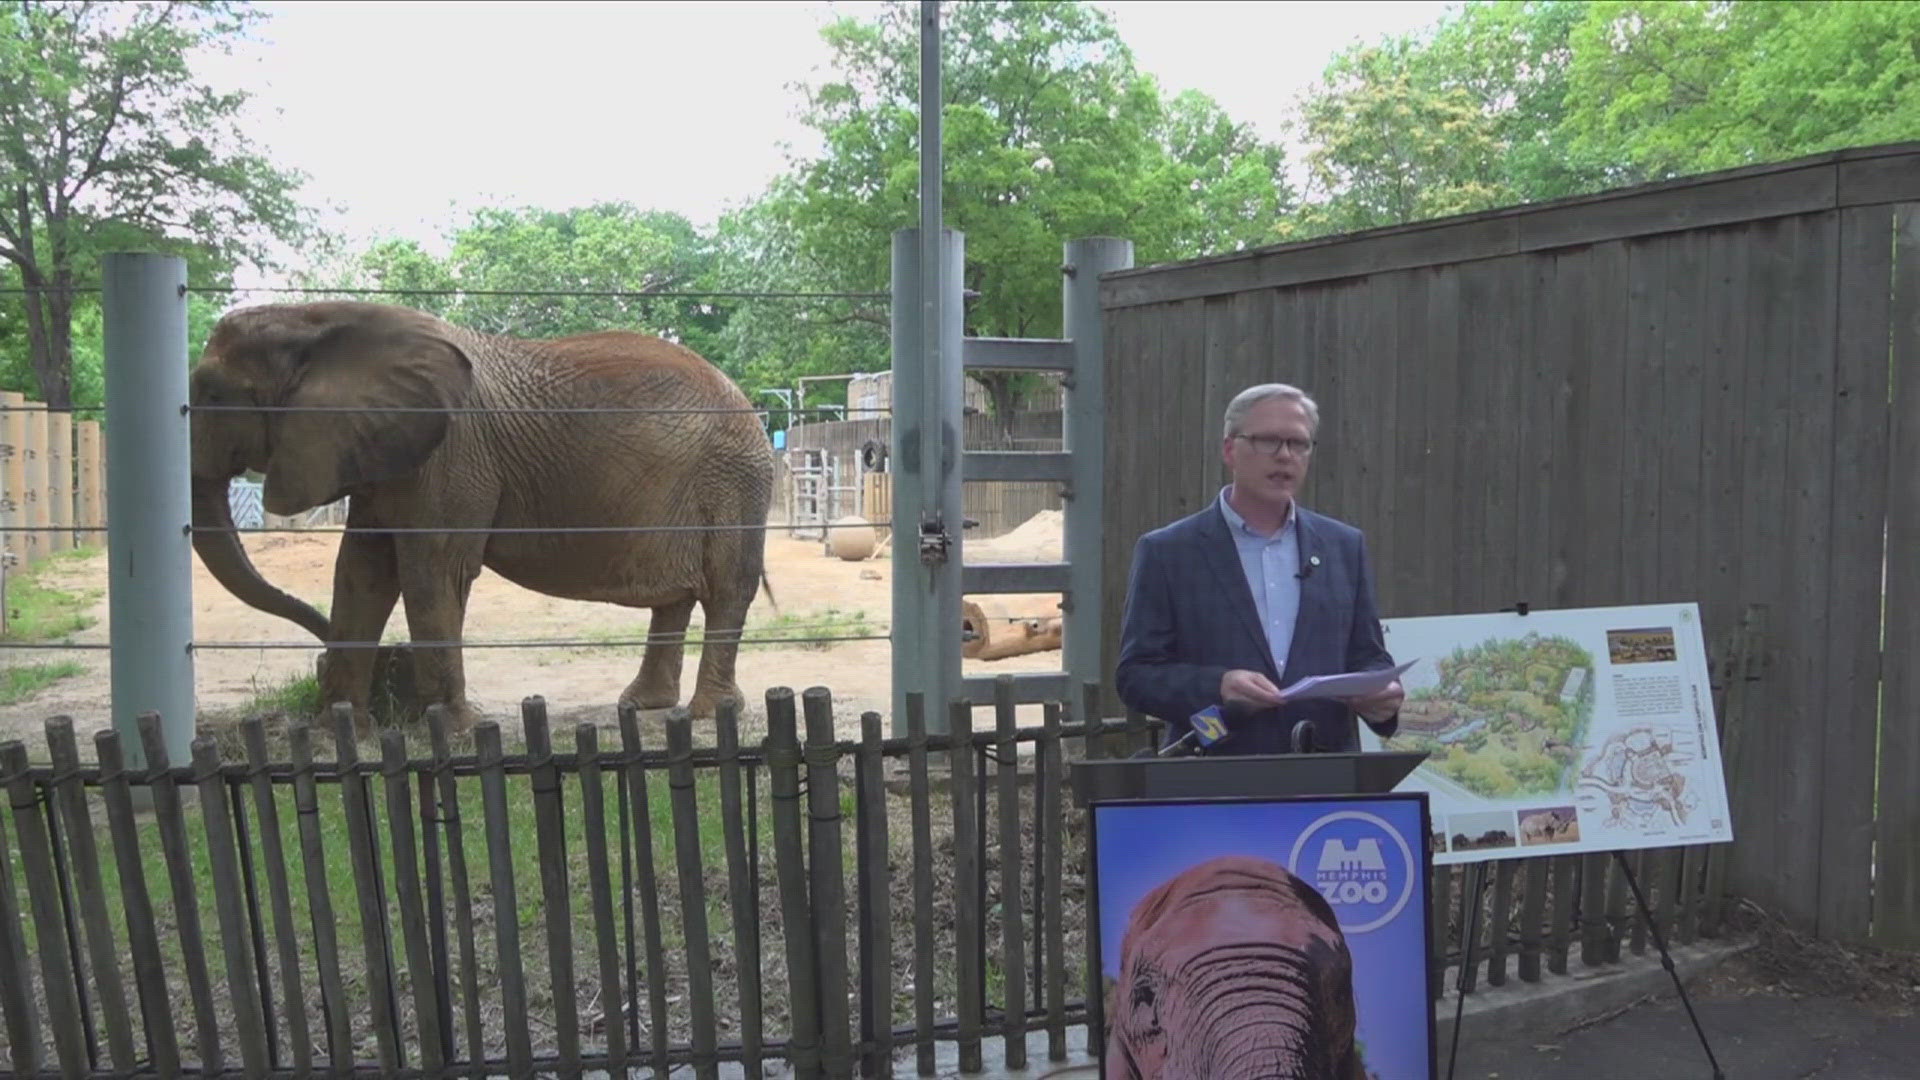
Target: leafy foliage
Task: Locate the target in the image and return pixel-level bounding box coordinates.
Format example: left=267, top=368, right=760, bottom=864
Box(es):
left=0, top=0, right=311, bottom=409
left=1286, top=0, right=1920, bottom=235
left=710, top=0, right=1292, bottom=420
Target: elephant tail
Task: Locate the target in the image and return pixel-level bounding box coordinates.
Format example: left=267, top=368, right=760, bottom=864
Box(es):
left=759, top=569, right=779, bottom=613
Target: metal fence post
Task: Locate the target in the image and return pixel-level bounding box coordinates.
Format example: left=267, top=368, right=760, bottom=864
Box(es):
left=1062, top=237, right=1132, bottom=715
left=101, top=252, right=196, bottom=770
left=890, top=226, right=967, bottom=737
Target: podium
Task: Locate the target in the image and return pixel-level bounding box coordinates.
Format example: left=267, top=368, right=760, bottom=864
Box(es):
left=1069, top=748, right=1429, bottom=805
left=1072, top=746, right=1439, bottom=1079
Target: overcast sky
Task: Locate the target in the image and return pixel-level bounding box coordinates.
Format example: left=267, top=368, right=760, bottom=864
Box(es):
left=192, top=0, right=1455, bottom=281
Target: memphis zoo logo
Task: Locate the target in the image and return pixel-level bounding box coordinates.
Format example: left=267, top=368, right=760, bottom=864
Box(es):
left=1288, top=810, right=1416, bottom=935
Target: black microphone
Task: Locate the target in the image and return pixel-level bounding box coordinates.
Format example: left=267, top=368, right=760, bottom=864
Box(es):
left=1296, top=553, right=1318, bottom=580
left=1290, top=720, right=1318, bottom=754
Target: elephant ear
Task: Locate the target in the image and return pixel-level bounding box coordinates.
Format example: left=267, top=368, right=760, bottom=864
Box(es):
left=261, top=310, right=475, bottom=515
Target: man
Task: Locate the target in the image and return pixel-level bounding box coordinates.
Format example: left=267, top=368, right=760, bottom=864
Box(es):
left=1115, top=383, right=1403, bottom=755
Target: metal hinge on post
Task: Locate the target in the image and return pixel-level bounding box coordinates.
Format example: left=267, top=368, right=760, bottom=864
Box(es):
left=918, top=518, right=951, bottom=566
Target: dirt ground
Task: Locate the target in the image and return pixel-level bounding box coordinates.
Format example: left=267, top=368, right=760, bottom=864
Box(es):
left=0, top=511, right=1072, bottom=749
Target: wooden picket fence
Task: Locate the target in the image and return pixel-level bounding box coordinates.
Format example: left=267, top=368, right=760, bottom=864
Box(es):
left=0, top=680, right=1148, bottom=1079
left=0, top=652, right=1757, bottom=1080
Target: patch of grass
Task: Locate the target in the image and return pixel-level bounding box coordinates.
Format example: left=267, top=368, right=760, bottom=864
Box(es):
left=0, top=660, right=83, bottom=705
left=241, top=671, right=325, bottom=718
left=546, top=607, right=876, bottom=664
left=0, top=548, right=101, bottom=642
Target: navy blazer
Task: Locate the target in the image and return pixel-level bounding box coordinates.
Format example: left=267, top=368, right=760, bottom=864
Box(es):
left=1114, top=499, right=1400, bottom=754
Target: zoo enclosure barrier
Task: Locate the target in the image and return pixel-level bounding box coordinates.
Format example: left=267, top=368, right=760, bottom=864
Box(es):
left=0, top=255, right=900, bottom=777
left=0, top=640, right=1763, bottom=1080
left=0, top=393, right=106, bottom=572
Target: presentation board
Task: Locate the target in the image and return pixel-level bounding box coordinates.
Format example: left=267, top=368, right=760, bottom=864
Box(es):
left=1356, top=602, right=1734, bottom=866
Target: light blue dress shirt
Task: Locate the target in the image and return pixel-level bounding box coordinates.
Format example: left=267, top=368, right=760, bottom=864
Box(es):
left=1216, top=485, right=1302, bottom=682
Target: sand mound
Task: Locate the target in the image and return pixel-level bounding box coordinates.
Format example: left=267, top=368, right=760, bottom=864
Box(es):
left=965, top=509, right=1063, bottom=563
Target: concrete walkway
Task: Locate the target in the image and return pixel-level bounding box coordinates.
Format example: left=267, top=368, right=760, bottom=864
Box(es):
left=600, top=932, right=1920, bottom=1077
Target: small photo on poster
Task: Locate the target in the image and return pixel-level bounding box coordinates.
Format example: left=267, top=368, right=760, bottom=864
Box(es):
left=1092, top=794, right=1435, bottom=1080
left=1606, top=626, right=1678, bottom=664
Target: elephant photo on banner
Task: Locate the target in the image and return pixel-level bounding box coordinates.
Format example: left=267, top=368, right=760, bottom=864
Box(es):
left=187, top=300, right=776, bottom=733
left=1104, top=855, right=1367, bottom=1080
left=1092, top=796, right=1436, bottom=1080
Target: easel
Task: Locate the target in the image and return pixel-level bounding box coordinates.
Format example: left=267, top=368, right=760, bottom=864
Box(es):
left=1441, top=601, right=1727, bottom=1080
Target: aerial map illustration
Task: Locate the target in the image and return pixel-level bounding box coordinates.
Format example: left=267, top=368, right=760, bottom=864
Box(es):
left=1364, top=603, right=1734, bottom=866
left=1382, top=631, right=1597, bottom=800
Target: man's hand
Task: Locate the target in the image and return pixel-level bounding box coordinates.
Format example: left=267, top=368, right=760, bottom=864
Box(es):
left=1221, top=669, right=1285, bottom=710
left=1344, top=679, right=1404, bottom=726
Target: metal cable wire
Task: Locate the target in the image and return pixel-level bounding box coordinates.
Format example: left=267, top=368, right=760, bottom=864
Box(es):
left=189, top=631, right=893, bottom=651
left=0, top=631, right=893, bottom=652
left=186, top=522, right=898, bottom=535
left=0, top=522, right=904, bottom=534
left=180, top=403, right=885, bottom=415
left=0, top=285, right=893, bottom=300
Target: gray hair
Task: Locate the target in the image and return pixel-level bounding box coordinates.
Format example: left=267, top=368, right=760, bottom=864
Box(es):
left=1223, top=383, right=1320, bottom=439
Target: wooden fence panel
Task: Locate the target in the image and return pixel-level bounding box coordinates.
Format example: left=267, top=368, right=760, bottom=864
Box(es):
left=1875, top=204, right=1920, bottom=946
left=764, top=688, right=820, bottom=1074
left=1822, top=204, right=1896, bottom=943
left=22, top=403, right=47, bottom=565
left=713, top=703, right=763, bottom=1075
left=0, top=402, right=107, bottom=571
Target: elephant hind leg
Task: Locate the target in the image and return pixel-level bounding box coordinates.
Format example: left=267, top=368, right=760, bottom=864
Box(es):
left=621, top=596, right=696, bottom=711
left=687, top=567, right=759, bottom=720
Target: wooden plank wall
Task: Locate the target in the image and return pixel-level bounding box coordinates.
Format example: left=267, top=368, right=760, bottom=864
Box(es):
left=0, top=396, right=107, bottom=568
left=1098, top=145, right=1920, bottom=943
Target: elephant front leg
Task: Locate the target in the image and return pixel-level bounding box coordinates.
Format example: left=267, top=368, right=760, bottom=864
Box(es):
left=397, top=536, right=485, bottom=731
left=320, top=524, right=401, bottom=735
left=621, top=597, right=696, bottom=711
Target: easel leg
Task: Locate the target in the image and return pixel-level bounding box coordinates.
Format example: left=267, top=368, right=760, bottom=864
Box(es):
left=1613, top=850, right=1726, bottom=1079
left=1445, top=862, right=1488, bottom=1080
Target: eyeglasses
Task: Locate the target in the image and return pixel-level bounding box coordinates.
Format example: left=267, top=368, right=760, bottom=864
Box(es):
left=1233, top=433, right=1315, bottom=458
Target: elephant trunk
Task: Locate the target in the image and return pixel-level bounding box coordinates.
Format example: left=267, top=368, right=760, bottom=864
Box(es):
left=192, top=474, right=331, bottom=642
left=1199, top=1020, right=1321, bottom=1080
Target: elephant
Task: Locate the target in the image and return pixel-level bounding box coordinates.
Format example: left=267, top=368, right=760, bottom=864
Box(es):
left=1105, top=854, right=1366, bottom=1080
left=187, top=300, right=776, bottom=733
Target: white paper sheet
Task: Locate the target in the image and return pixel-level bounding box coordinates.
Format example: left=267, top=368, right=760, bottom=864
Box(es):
left=1279, top=658, right=1418, bottom=702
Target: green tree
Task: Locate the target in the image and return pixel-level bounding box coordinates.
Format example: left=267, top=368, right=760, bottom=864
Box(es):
left=1287, top=0, right=1920, bottom=237
left=0, top=0, right=310, bottom=409
left=1565, top=0, right=1920, bottom=180
left=720, top=0, right=1292, bottom=424
left=1288, top=39, right=1513, bottom=237
left=313, top=203, right=730, bottom=370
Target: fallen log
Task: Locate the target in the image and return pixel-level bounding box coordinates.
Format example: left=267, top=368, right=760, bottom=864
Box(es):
left=962, top=598, right=1063, bottom=661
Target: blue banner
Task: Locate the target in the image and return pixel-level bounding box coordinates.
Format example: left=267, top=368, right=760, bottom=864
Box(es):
left=1092, top=793, right=1435, bottom=1080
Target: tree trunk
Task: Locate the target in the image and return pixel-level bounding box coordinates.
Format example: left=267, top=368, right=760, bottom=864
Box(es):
left=29, top=273, right=75, bottom=411
left=969, top=371, right=1021, bottom=447
left=9, top=186, right=73, bottom=409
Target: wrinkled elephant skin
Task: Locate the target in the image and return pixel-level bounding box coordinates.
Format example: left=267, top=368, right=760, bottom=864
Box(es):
left=188, top=301, right=775, bottom=733
left=1107, top=855, right=1366, bottom=1080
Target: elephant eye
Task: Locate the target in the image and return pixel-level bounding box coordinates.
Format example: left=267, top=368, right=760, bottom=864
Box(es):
left=1129, top=980, right=1160, bottom=1032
